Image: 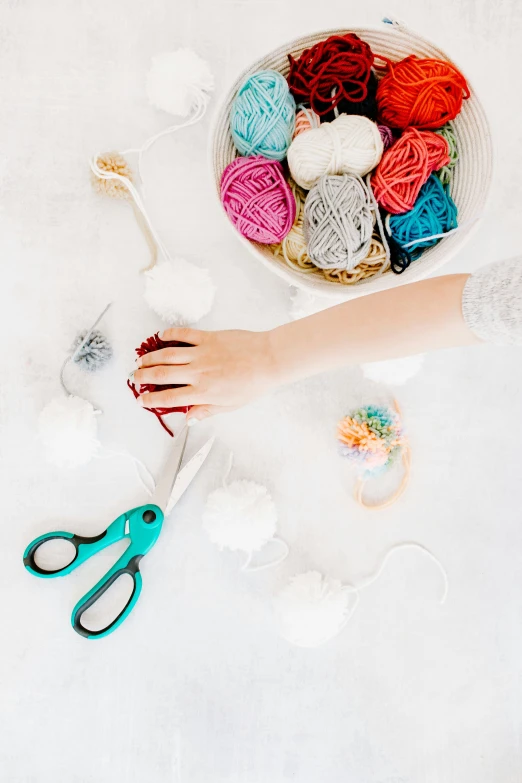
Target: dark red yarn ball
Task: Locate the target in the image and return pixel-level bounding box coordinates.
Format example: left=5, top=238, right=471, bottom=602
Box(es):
left=128, top=332, right=191, bottom=437
left=287, top=33, right=375, bottom=117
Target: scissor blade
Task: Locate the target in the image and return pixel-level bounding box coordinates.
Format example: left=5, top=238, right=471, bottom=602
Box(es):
left=166, top=436, right=215, bottom=514
left=150, top=426, right=189, bottom=511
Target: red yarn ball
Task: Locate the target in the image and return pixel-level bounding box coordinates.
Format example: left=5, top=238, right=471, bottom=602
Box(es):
left=220, top=155, right=296, bottom=244
left=128, top=332, right=191, bottom=437
left=376, top=55, right=470, bottom=130
left=287, top=33, right=375, bottom=117
left=371, top=127, right=450, bottom=214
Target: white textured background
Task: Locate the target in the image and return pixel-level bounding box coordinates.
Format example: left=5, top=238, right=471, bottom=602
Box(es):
left=2, top=1, right=522, bottom=781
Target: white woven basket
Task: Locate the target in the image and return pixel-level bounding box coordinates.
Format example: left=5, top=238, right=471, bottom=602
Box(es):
left=210, top=22, right=493, bottom=299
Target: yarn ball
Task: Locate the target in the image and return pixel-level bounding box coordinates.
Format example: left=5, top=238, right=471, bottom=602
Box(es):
left=387, top=174, right=458, bottom=261
left=434, top=122, right=459, bottom=185
left=378, top=124, right=394, bottom=151
left=288, top=114, right=383, bottom=189
left=221, top=156, right=296, bottom=244
left=362, top=354, right=425, bottom=385
left=72, top=330, right=112, bottom=372
left=376, top=54, right=470, bottom=130
left=91, top=152, right=133, bottom=200
left=230, top=70, right=295, bottom=161
left=304, top=174, right=374, bottom=270
left=143, top=258, right=215, bottom=325
left=146, top=49, right=214, bottom=116
left=275, top=571, right=352, bottom=647
left=38, top=395, right=100, bottom=469
left=287, top=33, right=375, bottom=117
left=128, top=333, right=191, bottom=436
left=203, top=480, right=278, bottom=553
left=371, top=127, right=449, bottom=214
left=337, top=404, right=405, bottom=475
left=293, top=108, right=321, bottom=138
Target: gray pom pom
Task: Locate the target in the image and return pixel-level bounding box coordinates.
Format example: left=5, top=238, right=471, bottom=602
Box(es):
left=72, top=329, right=112, bottom=372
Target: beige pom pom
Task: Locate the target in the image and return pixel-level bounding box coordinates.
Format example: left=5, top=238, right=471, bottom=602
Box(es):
left=91, top=152, right=133, bottom=200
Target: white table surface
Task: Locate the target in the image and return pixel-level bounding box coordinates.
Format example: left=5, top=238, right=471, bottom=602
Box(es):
left=2, top=1, right=522, bottom=781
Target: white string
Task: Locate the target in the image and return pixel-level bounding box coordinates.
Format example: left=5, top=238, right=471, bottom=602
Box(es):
left=241, top=537, right=290, bottom=572
left=385, top=213, right=482, bottom=250
left=96, top=449, right=156, bottom=497
left=222, top=452, right=234, bottom=488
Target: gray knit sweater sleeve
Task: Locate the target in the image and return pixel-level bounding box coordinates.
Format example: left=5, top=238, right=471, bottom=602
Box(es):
left=462, top=256, right=522, bottom=345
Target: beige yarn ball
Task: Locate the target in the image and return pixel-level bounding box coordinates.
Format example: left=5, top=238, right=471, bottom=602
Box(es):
left=91, top=152, right=133, bottom=200
left=287, top=114, right=383, bottom=190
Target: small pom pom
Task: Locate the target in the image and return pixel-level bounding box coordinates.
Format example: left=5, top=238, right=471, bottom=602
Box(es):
left=337, top=404, right=405, bottom=474
left=275, top=571, right=352, bottom=647
left=203, top=480, right=278, bottom=553
left=91, top=152, right=133, bottom=200
left=143, top=259, right=215, bottom=325
left=38, top=395, right=100, bottom=469
left=72, top=330, right=113, bottom=372
left=362, top=354, right=425, bottom=386
left=146, top=49, right=214, bottom=117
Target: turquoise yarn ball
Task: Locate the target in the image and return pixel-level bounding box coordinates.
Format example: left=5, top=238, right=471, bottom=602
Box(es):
left=230, top=70, right=296, bottom=161
left=388, top=174, right=458, bottom=260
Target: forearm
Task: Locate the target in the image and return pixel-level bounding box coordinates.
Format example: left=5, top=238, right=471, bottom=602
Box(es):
left=270, top=274, right=478, bottom=385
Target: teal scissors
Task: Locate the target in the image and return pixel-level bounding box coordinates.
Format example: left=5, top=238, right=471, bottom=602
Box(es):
left=23, top=427, right=213, bottom=639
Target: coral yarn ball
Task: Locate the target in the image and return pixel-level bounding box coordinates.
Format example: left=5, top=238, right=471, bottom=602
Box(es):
left=230, top=70, right=296, bottom=161
left=220, top=156, right=296, bottom=244
left=376, top=55, right=470, bottom=130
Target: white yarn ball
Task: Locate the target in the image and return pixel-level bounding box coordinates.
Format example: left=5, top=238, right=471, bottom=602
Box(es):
left=146, top=49, right=214, bottom=116
left=38, top=395, right=100, bottom=469
left=275, top=571, right=353, bottom=647
left=144, top=259, right=215, bottom=325
left=287, top=114, right=383, bottom=190
left=362, top=354, right=425, bottom=386
left=203, top=480, right=278, bottom=553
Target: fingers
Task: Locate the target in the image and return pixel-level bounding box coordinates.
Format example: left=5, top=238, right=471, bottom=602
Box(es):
left=137, top=347, right=196, bottom=368
left=138, top=387, right=198, bottom=409
left=132, top=364, right=194, bottom=386
left=160, top=327, right=204, bottom=345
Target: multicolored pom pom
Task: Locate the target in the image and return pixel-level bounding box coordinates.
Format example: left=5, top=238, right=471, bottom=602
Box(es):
left=337, top=404, right=405, bottom=475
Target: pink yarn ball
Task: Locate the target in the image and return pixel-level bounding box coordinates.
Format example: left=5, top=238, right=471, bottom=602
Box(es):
left=220, top=155, right=296, bottom=244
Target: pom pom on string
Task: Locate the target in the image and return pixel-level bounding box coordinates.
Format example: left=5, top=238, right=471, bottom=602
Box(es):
left=275, top=543, right=448, bottom=647
left=144, top=258, right=215, bottom=325
left=230, top=70, right=296, bottom=161
left=146, top=49, right=214, bottom=117
left=287, top=114, right=383, bottom=189
left=128, top=332, right=191, bottom=437
left=72, top=329, right=113, bottom=372
left=387, top=174, right=458, bottom=263
left=362, top=354, right=425, bottom=386
left=304, top=174, right=376, bottom=271
left=287, top=33, right=375, bottom=117
left=220, top=156, right=296, bottom=244
left=337, top=402, right=411, bottom=509
left=372, top=128, right=449, bottom=214
left=293, top=107, right=321, bottom=138
left=376, top=54, right=470, bottom=130
left=273, top=178, right=390, bottom=284
left=434, top=122, right=459, bottom=185
left=38, top=395, right=101, bottom=469
left=203, top=457, right=289, bottom=571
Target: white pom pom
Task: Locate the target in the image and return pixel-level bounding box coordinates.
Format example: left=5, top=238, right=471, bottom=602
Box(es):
left=38, top=395, right=100, bottom=469
left=146, top=49, right=214, bottom=116
left=289, top=287, right=335, bottom=320
left=203, top=480, right=278, bottom=553
left=362, top=354, right=425, bottom=386
left=144, top=259, right=215, bottom=325
left=275, top=571, right=353, bottom=647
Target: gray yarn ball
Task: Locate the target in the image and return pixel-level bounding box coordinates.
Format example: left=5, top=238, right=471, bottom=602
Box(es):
left=304, top=174, right=374, bottom=271
left=72, top=329, right=113, bottom=372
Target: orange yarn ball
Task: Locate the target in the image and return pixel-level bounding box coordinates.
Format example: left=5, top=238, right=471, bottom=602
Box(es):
left=376, top=55, right=470, bottom=130
left=371, top=127, right=450, bottom=214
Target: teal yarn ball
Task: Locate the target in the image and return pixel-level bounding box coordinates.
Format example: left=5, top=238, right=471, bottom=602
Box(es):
left=388, top=174, right=458, bottom=260
left=230, top=70, right=296, bottom=161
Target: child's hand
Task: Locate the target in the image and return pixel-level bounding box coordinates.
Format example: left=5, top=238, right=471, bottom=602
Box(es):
left=131, top=327, right=277, bottom=423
